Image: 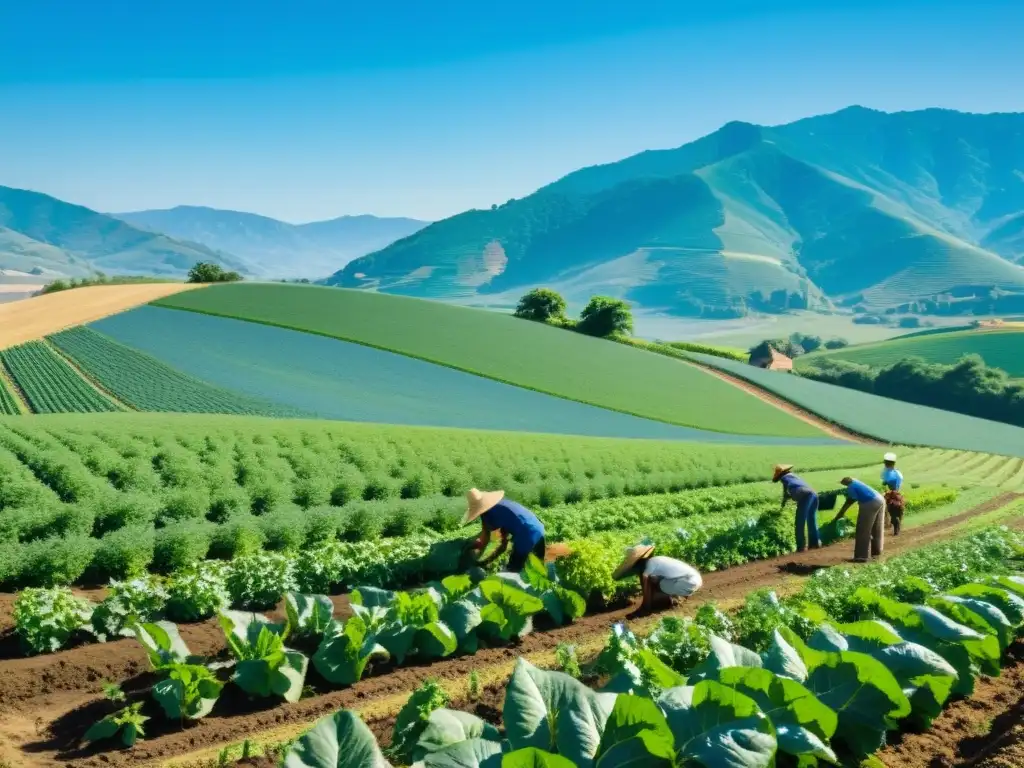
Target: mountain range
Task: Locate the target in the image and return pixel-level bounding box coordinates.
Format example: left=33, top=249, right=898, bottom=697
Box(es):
left=329, top=106, right=1024, bottom=317
left=115, top=207, right=428, bottom=279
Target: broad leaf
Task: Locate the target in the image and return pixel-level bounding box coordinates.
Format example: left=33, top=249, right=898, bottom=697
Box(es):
left=598, top=624, right=685, bottom=698
left=504, top=658, right=616, bottom=767
left=133, top=621, right=191, bottom=668
left=689, top=635, right=763, bottom=681
left=286, top=592, right=335, bottom=638
left=440, top=599, right=483, bottom=653
left=761, top=630, right=808, bottom=683
left=152, top=663, right=222, bottom=720
left=718, top=667, right=837, bottom=764
left=658, top=681, right=777, bottom=768
left=417, top=621, right=459, bottom=660
left=313, top=617, right=390, bottom=686
left=415, top=738, right=505, bottom=768
left=936, top=595, right=1014, bottom=650
left=352, top=587, right=396, bottom=609
left=235, top=648, right=308, bottom=702
left=218, top=610, right=288, bottom=659
left=480, top=579, right=544, bottom=641
left=913, top=606, right=1001, bottom=676
left=441, top=574, right=475, bottom=601
left=594, top=694, right=674, bottom=767
left=948, top=583, right=1024, bottom=626
left=282, top=708, right=391, bottom=767
left=414, top=709, right=500, bottom=761
left=503, top=748, right=577, bottom=768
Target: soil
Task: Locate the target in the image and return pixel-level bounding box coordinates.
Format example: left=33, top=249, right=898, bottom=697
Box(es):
left=685, top=357, right=884, bottom=444
left=0, top=492, right=1020, bottom=767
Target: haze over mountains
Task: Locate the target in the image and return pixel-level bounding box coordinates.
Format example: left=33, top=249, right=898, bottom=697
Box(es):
left=115, top=207, right=429, bottom=279
left=331, top=107, right=1024, bottom=317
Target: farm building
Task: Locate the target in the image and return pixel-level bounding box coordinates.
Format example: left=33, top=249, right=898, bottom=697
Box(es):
left=749, top=347, right=793, bottom=371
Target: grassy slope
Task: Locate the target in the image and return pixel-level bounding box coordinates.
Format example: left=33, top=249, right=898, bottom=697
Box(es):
left=797, top=328, right=1024, bottom=377
left=155, top=283, right=823, bottom=437
left=682, top=351, right=1024, bottom=457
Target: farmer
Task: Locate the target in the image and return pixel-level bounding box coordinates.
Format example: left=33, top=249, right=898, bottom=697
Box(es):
left=612, top=543, right=702, bottom=615
left=464, top=488, right=546, bottom=572
left=832, top=477, right=886, bottom=563
left=881, top=452, right=906, bottom=535
left=772, top=464, right=820, bottom=552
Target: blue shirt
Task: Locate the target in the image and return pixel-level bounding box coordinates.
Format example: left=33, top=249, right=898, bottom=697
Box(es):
left=845, top=479, right=883, bottom=503
left=780, top=473, right=815, bottom=502
left=481, top=499, right=545, bottom=551
left=881, top=467, right=903, bottom=490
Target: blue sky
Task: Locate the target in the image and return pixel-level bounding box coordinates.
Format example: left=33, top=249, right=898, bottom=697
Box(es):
left=0, top=0, right=1021, bottom=222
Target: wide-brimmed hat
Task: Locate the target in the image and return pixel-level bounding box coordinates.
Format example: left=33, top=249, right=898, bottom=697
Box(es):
left=463, top=488, right=504, bottom=524
left=613, top=544, right=655, bottom=579
left=772, top=464, right=794, bottom=482
left=883, top=452, right=897, bottom=463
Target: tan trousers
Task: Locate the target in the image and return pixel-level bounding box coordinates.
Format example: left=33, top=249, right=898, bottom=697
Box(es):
left=854, top=497, right=885, bottom=561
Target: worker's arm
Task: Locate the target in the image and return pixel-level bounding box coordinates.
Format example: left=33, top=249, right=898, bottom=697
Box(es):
left=471, top=522, right=492, bottom=552
left=640, top=573, right=652, bottom=610
left=833, top=497, right=855, bottom=522
left=780, top=484, right=790, bottom=509
left=480, top=530, right=509, bottom=566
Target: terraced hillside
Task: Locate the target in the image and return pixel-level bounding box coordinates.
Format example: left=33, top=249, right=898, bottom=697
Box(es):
left=797, top=326, right=1024, bottom=377
left=155, top=283, right=824, bottom=437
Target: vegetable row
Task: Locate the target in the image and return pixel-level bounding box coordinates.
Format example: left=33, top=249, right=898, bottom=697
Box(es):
left=0, top=340, right=120, bottom=414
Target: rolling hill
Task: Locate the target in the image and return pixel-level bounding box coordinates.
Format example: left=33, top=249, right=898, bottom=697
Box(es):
left=796, top=325, right=1024, bottom=377
left=115, top=206, right=429, bottom=279
left=329, top=107, right=1024, bottom=318
left=0, top=185, right=251, bottom=278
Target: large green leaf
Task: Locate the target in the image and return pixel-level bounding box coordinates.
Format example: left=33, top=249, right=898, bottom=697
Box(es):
left=352, top=586, right=396, bottom=608
left=152, top=663, right=223, bottom=720
left=218, top=610, right=288, bottom=659
left=286, top=592, right=335, bottom=638
left=480, top=579, right=545, bottom=641
left=947, top=583, right=1024, bottom=626
left=913, top=606, right=1001, bottom=676
left=936, top=595, right=1014, bottom=650
left=440, top=599, right=483, bottom=653
left=594, top=694, right=674, bottom=768
left=377, top=623, right=418, bottom=665
left=503, top=748, right=577, bottom=768
left=133, top=621, right=192, bottom=668
left=597, top=624, right=686, bottom=698
left=991, top=575, right=1024, bottom=599
left=313, top=618, right=390, bottom=686
left=689, top=635, right=763, bottom=681
left=658, top=681, right=777, bottom=768
left=234, top=648, right=308, bottom=702
left=282, top=708, right=391, bottom=767
left=801, top=650, right=910, bottom=758
left=761, top=630, right=808, bottom=683
left=717, top=667, right=837, bottom=765
left=415, top=739, right=505, bottom=768
left=414, top=709, right=501, bottom=761
left=417, top=621, right=459, bottom=660
left=504, top=658, right=616, bottom=767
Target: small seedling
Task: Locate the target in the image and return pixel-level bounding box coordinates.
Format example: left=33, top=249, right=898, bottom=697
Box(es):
left=556, top=643, right=581, bottom=679
left=467, top=670, right=481, bottom=701
left=102, top=682, right=126, bottom=703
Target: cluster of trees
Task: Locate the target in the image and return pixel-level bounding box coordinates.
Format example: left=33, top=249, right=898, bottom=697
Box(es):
left=748, top=333, right=849, bottom=360
left=513, top=288, right=633, bottom=338
left=187, top=262, right=243, bottom=284
left=800, top=354, right=1024, bottom=428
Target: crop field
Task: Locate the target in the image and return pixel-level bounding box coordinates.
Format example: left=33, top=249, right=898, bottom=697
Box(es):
left=47, top=326, right=304, bottom=418
left=0, top=377, right=19, bottom=415
left=154, top=284, right=825, bottom=437
left=0, top=282, right=201, bottom=351
left=683, top=351, right=1024, bottom=457
left=797, top=327, right=1024, bottom=377
left=86, top=306, right=839, bottom=443
left=0, top=341, right=120, bottom=414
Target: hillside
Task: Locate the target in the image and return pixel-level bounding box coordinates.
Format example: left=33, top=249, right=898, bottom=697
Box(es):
left=797, top=326, right=1024, bottom=377
left=329, top=107, right=1024, bottom=317
left=116, top=206, right=429, bottom=279
left=0, top=186, right=252, bottom=279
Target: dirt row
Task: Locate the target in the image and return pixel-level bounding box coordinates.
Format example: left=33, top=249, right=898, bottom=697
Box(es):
left=0, top=493, right=1020, bottom=767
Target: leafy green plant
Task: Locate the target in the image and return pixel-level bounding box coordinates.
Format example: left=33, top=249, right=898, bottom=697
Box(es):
left=555, top=643, right=581, bottom=679
left=102, top=682, right=126, bottom=703
left=521, top=555, right=586, bottom=626
left=133, top=620, right=194, bottom=668
left=643, top=616, right=712, bottom=674
left=83, top=702, right=149, bottom=748
left=478, top=577, right=545, bottom=642
left=225, top=552, right=296, bottom=610
left=13, top=586, right=93, bottom=655
left=165, top=561, right=231, bottom=621
left=285, top=592, right=335, bottom=639
left=152, top=663, right=224, bottom=721
left=218, top=610, right=308, bottom=702
left=91, top=576, right=168, bottom=640
left=311, top=615, right=390, bottom=686
left=388, top=679, right=450, bottom=765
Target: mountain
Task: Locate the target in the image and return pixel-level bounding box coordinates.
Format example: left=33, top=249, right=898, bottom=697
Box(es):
left=0, top=186, right=251, bottom=279
left=328, top=107, right=1024, bottom=318
left=115, top=206, right=429, bottom=279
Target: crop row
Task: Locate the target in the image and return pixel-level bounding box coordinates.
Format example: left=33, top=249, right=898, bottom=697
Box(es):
left=0, top=340, right=120, bottom=413
left=0, top=374, right=19, bottom=414
left=78, top=525, right=1024, bottom=765
left=47, top=326, right=303, bottom=416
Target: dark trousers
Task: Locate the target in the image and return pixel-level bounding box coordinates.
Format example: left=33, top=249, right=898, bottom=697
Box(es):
left=508, top=537, right=546, bottom=572
left=796, top=493, right=821, bottom=550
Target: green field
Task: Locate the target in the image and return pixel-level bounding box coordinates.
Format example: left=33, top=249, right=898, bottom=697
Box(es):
left=155, top=283, right=823, bottom=437
left=0, top=340, right=120, bottom=414
left=0, top=375, right=20, bottom=414
left=798, top=327, right=1024, bottom=376
left=683, top=351, right=1024, bottom=457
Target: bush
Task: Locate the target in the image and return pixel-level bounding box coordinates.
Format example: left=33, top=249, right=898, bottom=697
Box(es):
left=303, top=507, right=344, bottom=544
left=823, top=337, right=849, bottom=350
left=90, top=576, right=168, bottom=639
left=259, top=505, right=307, bottom=552
left=208, top=515, right=266, bottom=559
left=14, top=587, right=94, bottom=655
left=554, top=539, right=630, bottom=603
left=157, top=488, right=210, bottom=526
left=293, top=476, right=332, bottom=508
left=89, top=525, right=155, bottom=581
left=577, top=296, right=633, bottom=337
left=165, top=562, right=230, bottom=621
left=93, top=493, right=161, bottom=535
left=187, top=261, right=243, bottom=284
left=18, top=535, right=99, bottom=587
left=152, top=521, right=214, bottom=573
left=207, top=487, right=249, bottom=523
left=513, top=288, right=567, bottom=323
left=225, top=552, right=296, bottom=610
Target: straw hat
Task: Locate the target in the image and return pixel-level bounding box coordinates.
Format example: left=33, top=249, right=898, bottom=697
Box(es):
left=613, top=544, right=655, bottom=579
left=883, top=452, right=897, bottom=463
left=772, top=464, right=794, bottom=482
left=463, top=488, right=504, bottom=524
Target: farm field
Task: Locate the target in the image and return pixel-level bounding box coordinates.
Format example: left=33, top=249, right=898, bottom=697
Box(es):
left=0, top=341, right=120, bottom=414
left=0, top=282, right=201, bottom=351
left=683, top=351, right=1024, bottom=457
left=155, top=284, right=825, bottom=437
left=0, top=376, right=19, bottom=414
left=48, top=327, right=304, bottom=418
left=90, top=306, right=844, bottom=443
left=798, top=327, right=1024, bottom=376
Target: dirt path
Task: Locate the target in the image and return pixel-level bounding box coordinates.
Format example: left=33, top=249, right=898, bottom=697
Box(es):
left=0, top=492, right=1019, bottom=767
left=686, top=357, right=884, bottom=444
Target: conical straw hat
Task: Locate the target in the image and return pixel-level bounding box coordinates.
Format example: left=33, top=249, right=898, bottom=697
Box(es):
left=772, top=464, right=794, bottom=482
left=463, top=488, right=505, bottom=524
left=613, top=544, right=656, bottom=579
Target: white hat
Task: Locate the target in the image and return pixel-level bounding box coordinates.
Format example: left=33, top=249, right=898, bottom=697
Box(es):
left=883, top=452, right=897, bottom=462
left=463, top=488, right=504, bottom=524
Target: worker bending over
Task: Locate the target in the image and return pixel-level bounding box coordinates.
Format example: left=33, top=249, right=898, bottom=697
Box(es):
left=881, top=452, right=906, bottom=535
left=833, top=477, right=886, bottom=563
left=465, top=488, right=546, bottom=572
left=613, top=543, right=702, bottom=615
left=773, top=464, right=820, bottom=552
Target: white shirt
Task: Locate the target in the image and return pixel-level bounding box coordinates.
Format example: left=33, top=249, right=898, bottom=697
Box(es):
left=643, top=556, right=703, bottom=595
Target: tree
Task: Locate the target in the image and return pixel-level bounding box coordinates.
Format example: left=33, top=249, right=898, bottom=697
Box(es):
left=514, top=288, right=567, bottom=323
left=577, top=296, right=633, bottom=337
left=187, top=262, right=243, bottom=284
left=749, top=338, right=804, bottom=359
left=790, top=333, right=822, bottom=353
left=823, top=338, right=849, bottom=350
